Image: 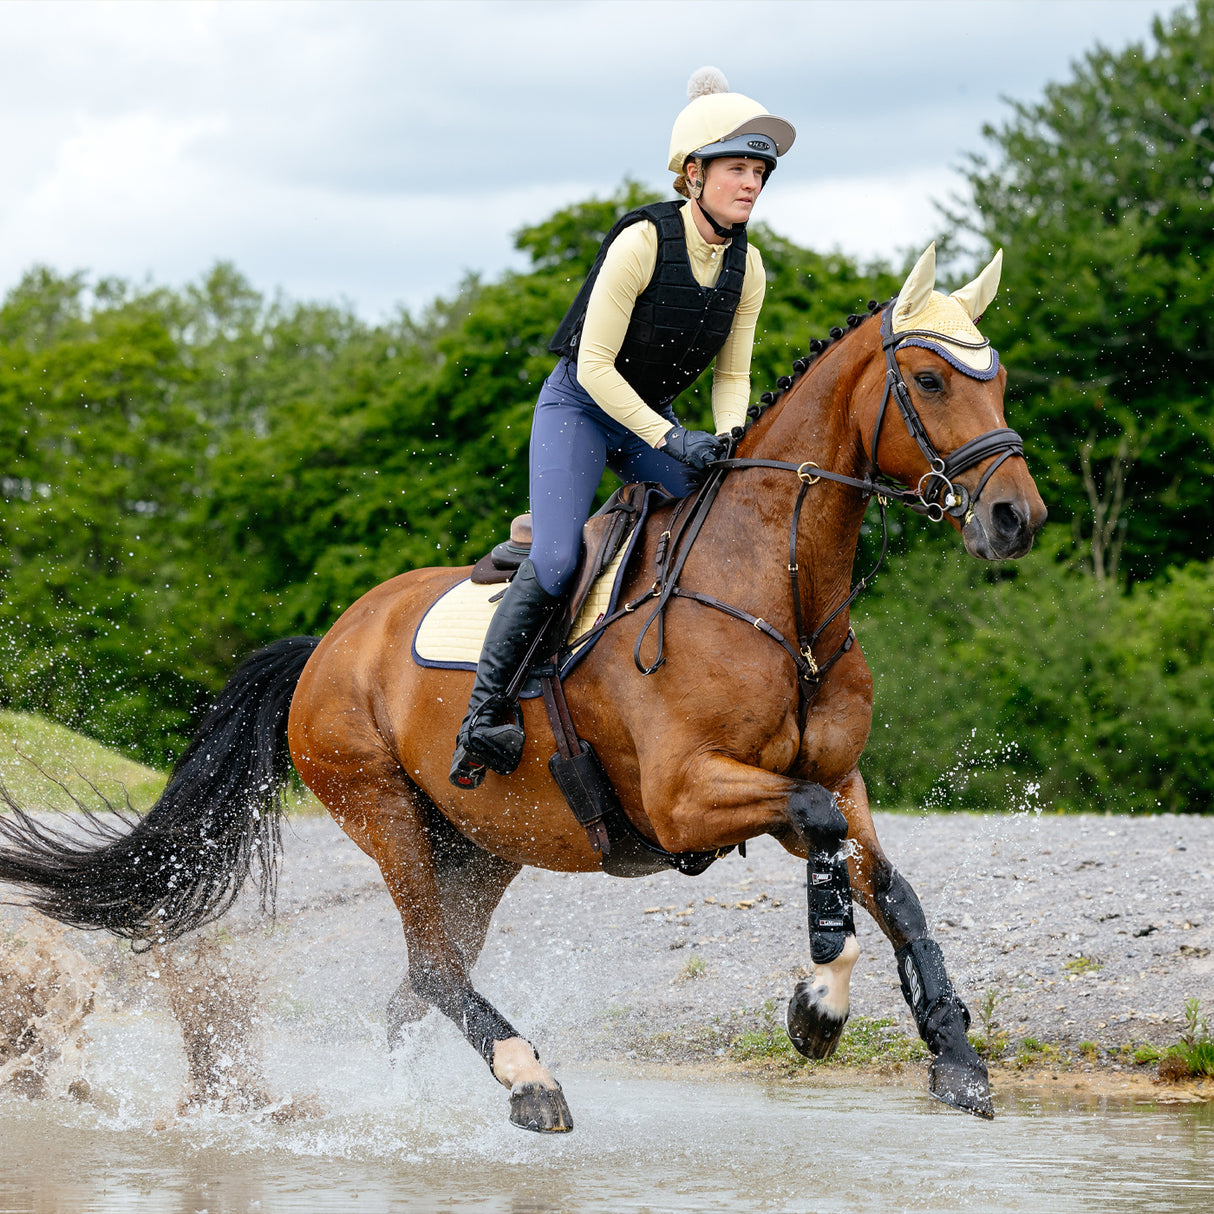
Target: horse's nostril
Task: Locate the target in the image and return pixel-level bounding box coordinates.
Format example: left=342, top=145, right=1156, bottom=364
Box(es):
left=991, top=500, right=1026, bottom=537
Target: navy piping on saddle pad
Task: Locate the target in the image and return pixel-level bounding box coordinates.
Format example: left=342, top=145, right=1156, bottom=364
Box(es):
left=410, top=486, right=665, bottom=694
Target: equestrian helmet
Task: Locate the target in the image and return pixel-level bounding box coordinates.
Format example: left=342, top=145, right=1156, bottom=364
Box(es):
left=668, top=67, right=796, bottom=176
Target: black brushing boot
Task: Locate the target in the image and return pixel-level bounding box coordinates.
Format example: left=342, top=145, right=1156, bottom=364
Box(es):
left=449, top=560, right=562, bottom=789
left=896, top=937, right=994, bottom=1119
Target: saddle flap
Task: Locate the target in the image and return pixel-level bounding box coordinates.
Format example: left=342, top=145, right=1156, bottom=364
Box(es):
left=468, top=484, right=651, bottom=609
left=562, top=482, right=649, bottom=632
left=415, top=482, right=667, bottom=689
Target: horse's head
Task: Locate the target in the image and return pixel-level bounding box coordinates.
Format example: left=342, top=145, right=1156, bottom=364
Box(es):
left=854, top=243, right=1046, bottom=559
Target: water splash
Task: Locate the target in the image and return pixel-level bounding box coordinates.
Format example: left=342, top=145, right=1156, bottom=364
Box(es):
left=922, top=728, right=1046, bottom=818
left=0, top=914, right=96, bottom=1099
left=152, top=935, right=319, bottom=1121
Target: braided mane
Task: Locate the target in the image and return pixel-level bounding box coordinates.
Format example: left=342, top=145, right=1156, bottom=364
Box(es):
left=734, top=298, right=891, bottom=440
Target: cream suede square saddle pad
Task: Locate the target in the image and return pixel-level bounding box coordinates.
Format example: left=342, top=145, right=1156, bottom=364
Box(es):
left=412, top=542, right=630, bottom=676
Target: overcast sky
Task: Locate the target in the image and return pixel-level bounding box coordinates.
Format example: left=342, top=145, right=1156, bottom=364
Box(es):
left=0, top=0, right=1180, bottom=320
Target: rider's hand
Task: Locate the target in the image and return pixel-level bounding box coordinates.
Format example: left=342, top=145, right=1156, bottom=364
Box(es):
left=661, top=425, right=726, bottom=472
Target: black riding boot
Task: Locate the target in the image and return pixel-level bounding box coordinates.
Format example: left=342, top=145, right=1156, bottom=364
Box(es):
left=449, top=559, right=562, bottom=789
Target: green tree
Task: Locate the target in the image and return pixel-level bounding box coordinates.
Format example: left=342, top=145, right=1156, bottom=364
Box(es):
left=0, top=269, right=208, bottom=761
left=858, top=536, right=1214, bottom=814
left=956, top=0, right=1214, bottom=583
left=0, top=190, right=918, bottom=767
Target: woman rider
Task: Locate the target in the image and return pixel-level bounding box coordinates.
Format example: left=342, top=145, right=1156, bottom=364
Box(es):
left=450, top=68, right=796, bottom=789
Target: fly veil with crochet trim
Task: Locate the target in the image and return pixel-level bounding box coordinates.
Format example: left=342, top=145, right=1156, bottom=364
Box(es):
left=890, top=243, right=1003, bottom=380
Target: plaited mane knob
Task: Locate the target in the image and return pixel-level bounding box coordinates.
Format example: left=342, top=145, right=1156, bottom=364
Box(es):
left=793, top=358, right=809, bottom=373
left=759, top=391, right=775, bottom=405
left=847, top=314, right=862, bottom=327
left=830, top=326, right=844, bottom=339
left=809, top=339, right=823, bottom=353
left=747, top=405, right=761, bottom=418
left=777, top=375, right=792, bottom=390
left=868, top=299, right=880, bottom=312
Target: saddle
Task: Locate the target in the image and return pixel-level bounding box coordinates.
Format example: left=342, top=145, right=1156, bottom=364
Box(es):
left=468, top=482, right=649, bottom=638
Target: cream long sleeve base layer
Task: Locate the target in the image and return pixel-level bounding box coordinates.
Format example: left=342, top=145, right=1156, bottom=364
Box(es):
left=575, top=201, right=766, bottom=447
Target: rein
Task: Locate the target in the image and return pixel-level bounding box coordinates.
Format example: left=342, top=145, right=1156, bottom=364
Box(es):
left=570, top=302, right=1028, bottom=723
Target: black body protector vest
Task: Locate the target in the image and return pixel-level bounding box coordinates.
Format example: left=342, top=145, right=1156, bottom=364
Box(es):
left=548, top=201, right=749, bottom=410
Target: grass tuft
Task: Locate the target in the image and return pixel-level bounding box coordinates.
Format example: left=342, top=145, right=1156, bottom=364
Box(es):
left=1063, top=955, right=1103, bottom=976
left=1158, top=998, right=1214, bottom=1081
left=730, top=1003, right=927, bottom=1070
left=680, top=954, right=707, bottom=981
left=971, top=986, right=1009, bottom=1059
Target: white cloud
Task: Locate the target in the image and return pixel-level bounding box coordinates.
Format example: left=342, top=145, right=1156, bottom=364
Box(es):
left=0, top=0, right=1178, bottom=318
left=759, top=168, right=967, bottom=269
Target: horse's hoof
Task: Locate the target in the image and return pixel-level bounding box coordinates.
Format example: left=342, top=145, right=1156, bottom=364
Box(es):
left=786, top=979, right=848, bottom=1060
left=509, top=1081, right=574, bottom=1133
left=928, top=1055, right=995, bottom=1120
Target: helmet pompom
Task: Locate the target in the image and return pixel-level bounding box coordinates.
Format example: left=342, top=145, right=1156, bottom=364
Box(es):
left=686, top=66, right=729, bottom=101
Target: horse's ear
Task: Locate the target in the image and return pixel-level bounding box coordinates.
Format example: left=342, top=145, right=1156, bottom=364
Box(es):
left=951, top=248, right=1003, bottom=320
left=892, top=243, right=936, bottom=328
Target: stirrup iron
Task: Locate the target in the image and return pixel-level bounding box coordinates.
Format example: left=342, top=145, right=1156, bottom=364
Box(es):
left=451, top=696, right=526, bottom=787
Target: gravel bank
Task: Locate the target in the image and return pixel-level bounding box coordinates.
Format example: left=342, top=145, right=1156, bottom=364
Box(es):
left=3, top=809, right=1210, bottom=1095
left=261, top=810, right=1212, bottom=1069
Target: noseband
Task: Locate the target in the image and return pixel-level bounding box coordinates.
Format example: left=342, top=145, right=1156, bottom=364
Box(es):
left=872, top=304, right=1025, bottom=523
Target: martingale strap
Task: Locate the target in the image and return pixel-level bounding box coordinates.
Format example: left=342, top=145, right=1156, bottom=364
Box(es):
left=632, top=472, right=725, bottom=676
left=626, top=444, right=863, bottom=727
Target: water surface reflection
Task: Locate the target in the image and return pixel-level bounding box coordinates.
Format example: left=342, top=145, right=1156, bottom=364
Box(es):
left=2, top=1067, right=1209, bottom=1213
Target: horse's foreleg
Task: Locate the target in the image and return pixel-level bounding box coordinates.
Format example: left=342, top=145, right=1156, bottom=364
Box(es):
left=782, top=781, right=860, bottom=1062
left=840, top=769, right=994, bottom=1119
left=655, top=754, right=858, bottom=1059
left=331, top=779, right=572, bottom=1133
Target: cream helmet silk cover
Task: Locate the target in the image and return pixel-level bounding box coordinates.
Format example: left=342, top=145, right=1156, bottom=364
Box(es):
left=668, top=67, right=796, bottom=173
left=890, top=243, right=1004, bottom=380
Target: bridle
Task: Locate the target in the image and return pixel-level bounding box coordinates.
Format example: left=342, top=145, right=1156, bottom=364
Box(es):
left=563, top=302, right=1028, bottom=722
left=871, top=304, right=1025, bottom=525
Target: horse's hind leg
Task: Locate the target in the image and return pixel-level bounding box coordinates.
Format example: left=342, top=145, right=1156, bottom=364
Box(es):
left=386, top=800, right=521, bottom=1047
left=316, top=767, right=572, bottom=1133
left=838, top=770, right=993, bottom=1119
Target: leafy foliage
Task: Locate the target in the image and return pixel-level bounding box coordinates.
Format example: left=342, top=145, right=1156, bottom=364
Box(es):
left=857, top=527, right=1214, bottom=813
left=957, top=0, right=1214, bottom=582
left=0, top=112, right=1211, bottom=812
left=0, top=185, right=898, bottom=767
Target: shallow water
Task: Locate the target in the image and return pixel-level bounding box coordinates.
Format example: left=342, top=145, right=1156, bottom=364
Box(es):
left=2, top=817, right=1211, bottom=1213
left=2, top=1038, right=1210, bottom=1214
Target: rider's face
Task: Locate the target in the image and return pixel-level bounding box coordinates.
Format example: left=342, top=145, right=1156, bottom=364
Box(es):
left=698, top=157, right=766, bottom=224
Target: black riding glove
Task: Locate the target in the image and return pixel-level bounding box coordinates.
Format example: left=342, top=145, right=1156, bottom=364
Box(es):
left=662, top=425, right=725, bottom=472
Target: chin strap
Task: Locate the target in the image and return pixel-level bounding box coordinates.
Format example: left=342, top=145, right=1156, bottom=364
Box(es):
left=692, top=195, right=747, bottom=241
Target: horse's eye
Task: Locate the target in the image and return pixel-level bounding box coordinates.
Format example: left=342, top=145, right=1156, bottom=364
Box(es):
left=914, top=373, right=944, bottom=393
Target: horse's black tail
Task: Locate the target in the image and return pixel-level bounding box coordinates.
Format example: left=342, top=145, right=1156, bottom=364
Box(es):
left=0, top=635, right=321, bottom=946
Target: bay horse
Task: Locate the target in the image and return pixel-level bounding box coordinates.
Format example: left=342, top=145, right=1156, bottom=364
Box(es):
left=0, top=244, right=1045, bottom=1129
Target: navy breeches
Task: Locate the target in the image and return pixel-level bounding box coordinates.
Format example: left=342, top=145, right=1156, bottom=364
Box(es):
left=528, top=360, right=699, bottom=597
